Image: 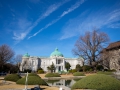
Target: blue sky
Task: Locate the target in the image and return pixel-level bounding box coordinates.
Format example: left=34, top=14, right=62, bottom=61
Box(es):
left=0, top=0, right=120, bottom=57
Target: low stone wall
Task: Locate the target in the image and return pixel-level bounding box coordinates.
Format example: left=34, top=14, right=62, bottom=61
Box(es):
left=44, top=76, right=85, bottom=80
left=113, top=71, right=120, bottom=75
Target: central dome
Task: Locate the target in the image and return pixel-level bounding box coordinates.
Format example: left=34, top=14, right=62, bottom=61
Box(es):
left=23, top=53, right=30, bottom=57
left=50, top=48, right=63, bottom=57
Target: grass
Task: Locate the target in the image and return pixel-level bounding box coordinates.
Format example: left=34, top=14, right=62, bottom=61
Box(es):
left=45, top=73, right=60, bottom=77
left=97, top=71, right=113, bottom=75
left=4, top=74, right=21, bottom=82
left=16, top=76, right=48, bottom=85
left=73, top=72, right=85, bottom=76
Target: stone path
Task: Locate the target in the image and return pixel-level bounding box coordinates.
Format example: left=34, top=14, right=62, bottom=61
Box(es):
left=59, top=86, right=71, bottom=90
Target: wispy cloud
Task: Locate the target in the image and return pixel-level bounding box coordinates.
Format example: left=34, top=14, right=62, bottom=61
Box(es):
left=13, top=0, right=69, bottom=42
left=108, top=23, right=120, bottom=28
left=12, top=18, right=32, bottom=41
left=28, top=18, right=60, bottom=39
left=60, top=0, right=85, bottom=17
left=60, top=8, right=120, bottom=40
left=28, top=0, right=85, bottom=39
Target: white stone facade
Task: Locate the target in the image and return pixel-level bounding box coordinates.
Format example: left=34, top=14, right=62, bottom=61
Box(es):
left=109, top=49, right=120, bottom=71
left=102, top=41, right=120, bottom=71
left=20, top=48, right=84, bottom=72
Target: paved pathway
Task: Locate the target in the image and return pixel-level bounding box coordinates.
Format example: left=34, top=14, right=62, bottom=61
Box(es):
left=59, top=86, right=71, bottom=90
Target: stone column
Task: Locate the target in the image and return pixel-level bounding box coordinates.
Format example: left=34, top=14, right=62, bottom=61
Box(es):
left=63, top=58, right=65, bottom=71
left=56, top=58, right=57, bottom=64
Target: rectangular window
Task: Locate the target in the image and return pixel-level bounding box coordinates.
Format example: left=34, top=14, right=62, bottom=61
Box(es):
left=58, top=60, right=61, bottom=64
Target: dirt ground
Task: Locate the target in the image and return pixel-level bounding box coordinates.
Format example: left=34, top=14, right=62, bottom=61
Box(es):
left=0, top=80, right=59, bottom=90
left=0, top=74, right=59, bottom=90
left=38, top=73, right=96, bottom=78
left=0, top=73, right=96, bottom=90
left=38, top=73, right=74, bottom=79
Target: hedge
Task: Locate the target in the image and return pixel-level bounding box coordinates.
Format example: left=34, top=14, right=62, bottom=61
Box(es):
left=82, top=65, right=91, bottom=72
left=38, top=70, right=44, bottom=74
left=45, top=73, right=60, bottom=77
left=4, top=74, right=21, bottom=82
left=73, top=72, right=85, bottom=76
left=69, top=69, right=77, bottom=73
left=97, top=71, right=113, bottom=75
left=96, top=65, right=104, bottom=71
left=72, top=74, right=120, bottom=90
left=16, top=76, right=48, bottom=85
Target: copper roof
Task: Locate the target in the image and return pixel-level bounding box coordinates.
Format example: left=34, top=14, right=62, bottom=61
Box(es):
left=107, top=41, right=120, bottom=50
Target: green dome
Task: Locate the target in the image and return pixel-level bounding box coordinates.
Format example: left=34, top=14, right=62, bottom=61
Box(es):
left=50, top=48, right=63, bottom=57
left=23, top=53, right=30, bottom=57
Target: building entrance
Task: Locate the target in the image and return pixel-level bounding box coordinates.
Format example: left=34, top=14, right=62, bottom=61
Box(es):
left=58, top=66, right=61, bottom=71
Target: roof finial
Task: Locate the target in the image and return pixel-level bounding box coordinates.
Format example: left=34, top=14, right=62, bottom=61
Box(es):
left=55, top=47, right=58, bottom=51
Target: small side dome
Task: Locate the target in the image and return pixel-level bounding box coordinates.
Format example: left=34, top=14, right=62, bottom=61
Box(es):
left=23, top=53, right=30, bottom=57
left=50, top=48, right=63, bottom=57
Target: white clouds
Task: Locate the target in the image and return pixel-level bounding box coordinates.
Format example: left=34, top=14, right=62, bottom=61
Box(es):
left=30, top=0, right=69, bottom=29
left=108, top=23, right=120, bottom=28
left=60, top=9, right=120, bottom=40
left=12, top=18, right=32, bottom=41
left=28, top=0, right=85, bottom=39
left=106, top=9, right=120, bottom=25
left=13, top=0, right=69, bottom=42
left=28, top=18, right=60, bottom=39
left=60, top=0, right=85, bottom=17
left=13, top=32, right=27, bottom=41
left=43, top=1, right=65, bottom=17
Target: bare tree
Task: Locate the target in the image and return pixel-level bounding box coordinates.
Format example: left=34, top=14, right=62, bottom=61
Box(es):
left=0, top=44, right=14, bottom=71
left=14, top=54, right=22, bottom=72
left=72, top=30, right=109, bottom=66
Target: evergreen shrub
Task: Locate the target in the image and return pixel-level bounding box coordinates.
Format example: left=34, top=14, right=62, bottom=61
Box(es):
left=82, top=65, right=91, bottom=72
left=4, top=74, right=21, bottom=82
left=24, top=69, right=31, bottom=73
left=73, top=72, right=85, bottom=76
left=73, top=78, right=81, bottom=82
left=96, top=65, right=104, bottom=71
left=37, top=67, right=43, bottom=71
left=72, top=69, right=77, bottom=73
left=97, top=71, right=113, bottom=75
left=69, top=69, right=72, bottom=73
left=45, top=73, right=60, bottom=77
left=16, top=76, right=48, bottom=85
left=38, top=70, right=44, bottom=74
left=108, top=69, right=116, bottom=72
left=72, top=74, right=120, bottom=90
left=68, top=69, right=77, bottom=73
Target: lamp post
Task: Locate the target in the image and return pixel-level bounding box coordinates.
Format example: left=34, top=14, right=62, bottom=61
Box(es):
left=25, top=72, right=28, bottom=90
left=44, top=62, right=45, bottom=70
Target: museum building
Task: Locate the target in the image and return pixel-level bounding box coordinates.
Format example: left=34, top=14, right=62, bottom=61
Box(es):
left=20, top=48, right=84, bottom=72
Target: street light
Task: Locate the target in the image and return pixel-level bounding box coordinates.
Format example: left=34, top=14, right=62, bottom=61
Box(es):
left=44, top=62, right=45, bottom=70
